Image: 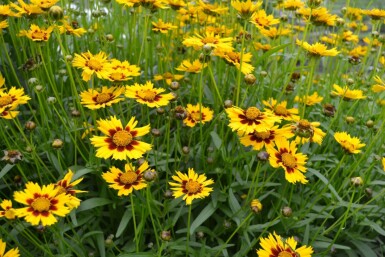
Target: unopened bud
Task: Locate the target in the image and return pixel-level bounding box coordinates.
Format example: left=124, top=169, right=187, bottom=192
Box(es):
left=49, top=6, right=64, bottom=20
left=160, top=231, right=172, bottom=241
left=52, top=139, right=64, bottom=149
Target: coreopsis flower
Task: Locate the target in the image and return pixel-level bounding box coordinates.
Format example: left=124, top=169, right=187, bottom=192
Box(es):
left=226, top=106, right=281, bottom=134
left=176, top=59, right=207, bottom=73
left=250, top=9, right=280, bottom=29
left=0, top=199, right=16, bottom=219
left=1, top=150, right=23, bottom=164
left=363, top=37, right=382, bottom=47
left=258, top=27, right=291, bottom=39
left=296, top=39, right=339, bottom=57
left=183, top=32, right=233, bottom=52
left=279, top=0, right=304, bottom=11
left=72, top=51, right=112, bottom=82
left=30, top=0, right=59, bottom=9
left=250, top=199, right=263, bottom=213
left=57, top=20, right=87, bottom=37
left=0, top=87, right=31, bottom=119
left=10, top=0, right=44, bottom=16
left=169, top=168, right=214, bottom=205
left=0, top=20, right=8, bottom=30
left=267, top=138, right=308, bottom=184
left=115, top=0, right=140, bottom=8
left=0, top=4, right=21, bottom=18
left=102, top=161, right=149, bottom=196
left=213, top=49, right=254, bottom=74
left=125, top=81, right=174, bottom=108
left=263, top=98, right=299, bottom=121
left=80, top=86, right=125, bottom=110
left=0, top=239, right=19, bottom=257
left=183, top=103, right=214, bottom=127
left=294, top=92, right=323, bottom=106
left=291, top=119, right=325, bottom=145
left=231, top=0, right=262, bottom=19
left=154, top=72, right=184, bottom=85
left=55, top=170, right=86, bottom=209
left=238, top=125, right=294, bottom=151
left=152, top=19, right=177, bottom=33
left=197, top=0, right=228, bottom=16
left=90, top=116, right=152, bottom=160
left=297, top=7, right=337, bottom=26
left=372, top=76, right=385, bottom=93
left=362, top=8, right=385, bottom=20
left=18, top=24, right=54, bottom=42
left=334, top=132, right=365, bottom=154
left=139, top=0, right=168, bottom=10
left=167, top=0, right=186, bottom=10
left=331, top=84, right=366, bottom=100
left=206, top=25, right=233, bottom=36
left=346, top=7, right=363, bottom=21
left=13, top=182, right=71, bottom=226
left=254, top=42, right=272, bottom=52
left=349, top=46, right=367, bottom=58
left=256, top=232, right=313, bottom=257
left=108, top=59, right=141, bottom=82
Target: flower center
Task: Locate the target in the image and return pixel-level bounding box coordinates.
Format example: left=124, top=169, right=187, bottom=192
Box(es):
left=119, top=172, right=138, bottom=184
left=163, top=72, right=173, bottom=79
left=32, top=30, right=45, bottom=40
left=138, top=89, right=157, bottom=101
left=226, top=52, right=240, bottom=63
left=298, top=119, right=311, bottom=129
left=31, top=197, right=51, bottom=212
left=202, top=37, right=218, bottom=44
left=185, top=180, right=201, bottom=194
left=112, top=130, right=133, bottom=146
left=278, top=251, right=293, bottom=257
left=254, top=131, right=271, bottom=139
left=245, top=107, right=261, bottom=120
left=275, top=105, right=288, bottom=115
left=281, top=153, right=296, bottom=169
left=96, top=93, right=111, bottom=104
left=0, top=95, right=13, bottom=107
left=87, top=59, right=103, bottom=71
left=190, top=111, right=202, bottom=121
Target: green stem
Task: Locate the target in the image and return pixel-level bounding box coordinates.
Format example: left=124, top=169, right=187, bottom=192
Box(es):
left=186, top=204, right=192, bottom=257
left=130, top=193, right=139, bottom=252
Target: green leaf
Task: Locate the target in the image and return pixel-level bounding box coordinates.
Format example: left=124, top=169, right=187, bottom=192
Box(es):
left=210, top=131, right=222, bottom=149
left=190, top=202, right=217, bottom=235
left=351, top=240, right=378, bottom=257
left=116, top=206, right=133, bottom=238
left=81, top=231, right=104, bottom=242
left=95, top=232, right=106, bottom=257
left=0, top=164, right=13, bottom=180
left=77, top=198, right=112, bottom=213
left=312, top=241, right=351, bottom=250
left=360, top=218, right=385, bottom=236
left=118, top=253, right=155, bottom=257
left=307, top=168, right=342, bottom=202
left=256, top=43, right=290, bottom=66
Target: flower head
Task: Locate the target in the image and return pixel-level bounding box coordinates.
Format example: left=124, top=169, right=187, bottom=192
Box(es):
left=183, top=103, right=214, bottom=127
left=291, top=119, right=325, bottom=145
left=334, top=132, right=365, bottom=154
left=250, top=9, right=279, bottom=28
left=152, top=19, right=177, bottom=33
left=18, top=24, right=54, bottom=41
left=176, top=59, right=207, bottom=73
left=331, top=84, right=366, bottom=100
left=0, top=199, right=16, bottom=220
left=102, top=161, right=149, bottom=196
left=13, top=182, right=71, bottom=226
left=214, top=49, right=254, bottom=74
left=0, top=87, right=31, bottom=120
left=125, top=81, right=174, bottom=108
left=263, top=98, right=299, bottom=121
left=90, top=116, right=152, bottom=160
left=55, top=170, right=86, bottom=209
left=371, top=76, right=385, bottom=93
left=182, top=32, right=233, bottom=52
left=72, top=51, right=112, bottom=82
left=231, top=0, right=262, bottom=19
left=296, top=39, right=339, bottom=57
left=80, top=86, right=125, bottom=110
left=0, top=239, right=19, bottom=257
left=169, top=168, right=214, bottom=205
left=108, top=59, right=141, bottom=82
left=154, top=72, right=184, bottom=85
left=294, top=92, right=323, bottom=106
left=256, top=232, right=313, bottom=257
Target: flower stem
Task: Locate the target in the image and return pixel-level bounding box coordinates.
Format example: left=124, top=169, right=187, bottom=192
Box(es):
left=130, top=193, right=139, bottom=252
left=186, top=204, right=192, bottom=257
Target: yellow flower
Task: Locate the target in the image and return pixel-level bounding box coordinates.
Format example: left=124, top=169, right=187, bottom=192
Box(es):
left=176, top=59, right=207, bottom=73
left=55, top=170, right=86, bottom=209
left=0, top=239, right=19, bottom=257
left=263, top=98, right=299, bottom=121
left=250, top=9, right=280, bottom=28
left=331, top=84, right=366, bottom=100
left=182, top=32, right=233, bottom=52
left=102, top=161, right=149, bottom=196
left=57, top=20, right=87, bottom=37
left=362, top=8, right=385, bottom=20
left=108, top=59, right=141, bottom=82
left=0, top=4, right=21, bottom=17
left=0, top=87, right=31, bottom=119
left=297, top=7, right=337, bottom=26
left=291, top=119, right=325, bottom=145
left=296, top=39, right=339, bottom=57
left=0, top=199, right=16, bottom=220
left=371, top=76, right=385, bottom=93
left=125, top=81, right=175, bottom=108
left=152, top=19, right=177, bottom=33
left=346, top=7, right=363, bottom=21
left=256, top=232, right=313, bottom=257
left=294, top=92, right=323, bottom=106
left=90, top=116, right=152, bottom=160
left=167, top=0, right=186, bottom=10
left=30, top=0, right=59, bottom=9
left=213, top=49, right=254, bottom=74
left=266, top=138, right=308, bottom=184
left=334, top=131, right=365, bottom=154
left=382, top=157, right=385, bottom=171
left=258, top=27, right=291, bottom=39
left=10, top=0, right=44, bottom=16
left=0, top=20, right=8, bottom=30
left=183, top=103, right=214, bottom=127
left=231, top=0, right=262, bottom=19
left=169, top=168, right=214, bottom=205
left=72, top=51, right=112, bottom=82
left=80, top=86, right=125, bottom=110
left=254, top=42, right=272, bottom=52
left=13, top=182, right=71, bottom=226
left=349, top=46, right=367, bottom=57
left=154, top=72, right=184, bottom=85
left=18, top=24, right=54, bottom=41
left=197, top=0, right=228, bottom=16
left=279, top=0, right=304, bottom=11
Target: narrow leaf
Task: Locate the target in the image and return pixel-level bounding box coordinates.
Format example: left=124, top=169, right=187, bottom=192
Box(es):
left=190, top=202, right=217, bottom=235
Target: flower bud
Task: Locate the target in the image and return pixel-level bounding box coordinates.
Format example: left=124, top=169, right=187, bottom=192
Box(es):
left=250, top=199, right=262, bottom=214
left=160, top=231, right=172, bottom=241
left=151, top=128, right=161, bottom=137
left=366, top=120, right=374, bottom=128
left=47, top=96, right=57, bottom=104
left=143, top=169, right=157, bottom=182
left=170, top=81, right=180, bottom=91
left=105, top=34, right=114, bottom=42
left=224, top=99, right=233, bottom=108
left=49, top=6, right=64, bottom=20
left=281, top=206, right=292, bottom=217
left=257, top=151, right=269, bottom=161
left=345, top=116, right=355, bottom=124
left=244, top=74, right=256, bottom=85
left=182, top=146, right=190, bottom=154
left=323, top=103, right=336, bottom=117
left=351, top=176, right=363, bottom=187
left=52, top=139, right=64, bottom=149
left=25, top=121, right=36, bottom=131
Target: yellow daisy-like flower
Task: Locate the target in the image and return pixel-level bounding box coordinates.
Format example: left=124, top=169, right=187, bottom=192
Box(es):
left=291, top=119, right=325, bottom=145
left=125, top=81, right=174, bottom=108
left=226, top=106, right=281, bottom=134
left=169, top=168, right=214, bottom=205
left=108, top=59, right=141, bottom=82
left=115, top=0, right=140, bottom=8
left=182, top=32, right=233, bottom=52
left=0, top=239, right=19, bottom=257
left=254, top=42, right=272, bottom=52
left=57, top=20, right=87, bottom=37
left=250, top=9, right=280, bottom=28
left=346, top=7, right=363, bottom=21
left=197, top=0, right=228, bottom=16
left=183, top=103, right=214, bottom=127
left=13, top=182, right=71, bottom=226
left=72, top=51, right=112, bottom=82
left=349, top=46, right=367, bottom=58
left=18, top=24, right=54, bottom=42
left=294, top=92, right=323, bottom=106
left=213, top=49, right=254, bottom=74
left=154, top=72, right=184, bottom=85
left=334, top=132, right=365, bottom=154
left=167, top=0, right=186, bottom=10
left=102, top=161, right=149, bottom=196
left=331, top=84, right=366, bottom=100
left=231, top=0, right=262, bottom=19
left=372, top=76, right=385, bottom=93
left=267, top=138, right=308, bottom=184
left=176, top=59, right=207, bottom=73
left=10, top=0, right=44, bottom=16
left=263, top=98, right=299, bottom=121
left=297, top=7, right=337, bottom=27
left=0, top=20, right=8, bottom=30
left=362, top=8, right=385, bottom=20
left=0, top=4, right=21, bottom=17
left=0, top=87, right=31, bottom=119
left=258, top=27, right=291, bottom=39
left=90, top=116, right=152, bottom=160
left=296, top=39, right=339, bottom=57
left=0, top=199, right=16, bottom=220
left=55, top=170, right=86, bottom=209
left=80, top=86, right=125, bottom=110
left=238, top=125, right=294, bottom=151
left=152, top=19, right=177, bottom=33
left=30, top=0, right=59, bottom=9
left=256, top=232, right=313, bottom=257
left=279, top=0, right=304, bottom=11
